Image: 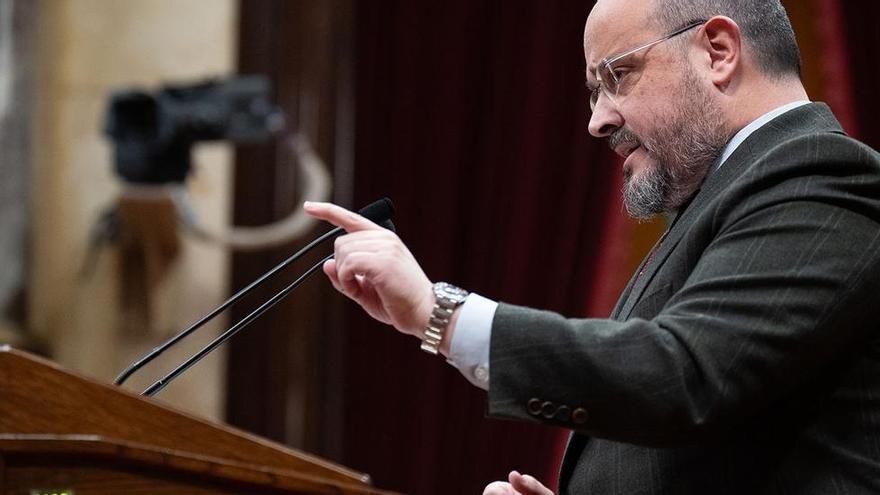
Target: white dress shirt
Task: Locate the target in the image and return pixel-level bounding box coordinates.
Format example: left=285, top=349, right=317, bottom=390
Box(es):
left=447, top=100, right=811, bottom=391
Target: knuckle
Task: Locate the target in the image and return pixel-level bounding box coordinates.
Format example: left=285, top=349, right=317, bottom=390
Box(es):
left=335, top=256, right=352, bottom=275
left=389, top=240, right=405, bottom=255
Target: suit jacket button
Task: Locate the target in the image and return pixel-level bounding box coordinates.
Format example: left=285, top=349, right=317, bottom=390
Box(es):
left=527, top=398, right=542, bottom=416
left=572, top=407, right=589, bottom=425
left=555, top=405, right=571, bottom=422
left=541, top=401, right=557, bottom=419
left=474, top=366, right=490, bottom=384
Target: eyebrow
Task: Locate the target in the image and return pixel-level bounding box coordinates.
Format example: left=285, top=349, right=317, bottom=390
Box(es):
left=584, top=67, right=597, bottom=89
left=586, top=59, right=597, bottom=73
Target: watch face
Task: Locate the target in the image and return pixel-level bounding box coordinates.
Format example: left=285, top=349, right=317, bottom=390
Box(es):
left=435, top=282, right=469, bottom=304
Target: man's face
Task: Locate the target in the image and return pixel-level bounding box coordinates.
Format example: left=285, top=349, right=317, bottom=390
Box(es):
left=584, top=0, right=729, bottom=219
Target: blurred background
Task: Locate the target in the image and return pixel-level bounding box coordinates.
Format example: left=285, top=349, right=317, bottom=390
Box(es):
left=1, top=0, right=877, bottom=493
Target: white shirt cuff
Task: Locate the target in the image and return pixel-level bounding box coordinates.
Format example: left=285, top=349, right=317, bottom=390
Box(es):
left=447, top=293, right=497, bottom=390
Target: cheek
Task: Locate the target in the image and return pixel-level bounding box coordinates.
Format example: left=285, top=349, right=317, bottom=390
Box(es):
left=620, top=96, right=679, bottom=146
left=618, top=68, right=682, bottom=130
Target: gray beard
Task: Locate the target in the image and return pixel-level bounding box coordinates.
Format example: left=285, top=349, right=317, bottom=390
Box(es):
left=613, top=73, right=729, bottom=220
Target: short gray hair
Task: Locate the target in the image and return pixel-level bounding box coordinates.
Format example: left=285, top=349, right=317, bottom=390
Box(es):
left=655, top=0, right=802, bottom=78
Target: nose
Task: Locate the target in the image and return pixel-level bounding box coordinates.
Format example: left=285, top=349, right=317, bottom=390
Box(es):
left=588, top=93, right=622, bottom=138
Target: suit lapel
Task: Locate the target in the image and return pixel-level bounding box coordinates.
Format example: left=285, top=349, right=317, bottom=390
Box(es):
left=610, top=248, right=654, bottom=319
left=610, top=213, right=678, bottom=320
left=614, top=103, right=844, bottom=321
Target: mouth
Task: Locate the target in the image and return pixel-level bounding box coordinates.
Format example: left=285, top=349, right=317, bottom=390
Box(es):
left=614, top=142, right=640, bottom=159
left=608, top=128, right=642, bottom=161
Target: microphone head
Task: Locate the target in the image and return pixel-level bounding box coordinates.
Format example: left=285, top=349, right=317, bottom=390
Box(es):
left=357, top=197, right=395, bottom=227
left=379, top=219, right=396, bottom=233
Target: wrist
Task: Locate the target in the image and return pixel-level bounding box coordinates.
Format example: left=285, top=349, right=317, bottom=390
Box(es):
left=419, top=282, right=468, bottom=356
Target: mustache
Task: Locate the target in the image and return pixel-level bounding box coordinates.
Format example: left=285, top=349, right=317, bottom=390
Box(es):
left=607, top=127, right=641, bottom=151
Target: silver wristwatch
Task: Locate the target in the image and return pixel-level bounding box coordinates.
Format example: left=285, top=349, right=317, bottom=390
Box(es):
left=421, top=282, right=469, bottom=355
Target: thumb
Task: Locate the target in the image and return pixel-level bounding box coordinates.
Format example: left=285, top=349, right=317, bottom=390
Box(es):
left=509, top=471, right=553, bottom=495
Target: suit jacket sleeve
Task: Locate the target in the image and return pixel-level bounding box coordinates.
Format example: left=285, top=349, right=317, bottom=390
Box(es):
left=487, top=129, right=880, bottom=447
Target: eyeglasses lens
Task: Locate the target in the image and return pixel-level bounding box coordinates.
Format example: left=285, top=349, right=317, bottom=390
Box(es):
left=589, top=64, right=617, bottom=111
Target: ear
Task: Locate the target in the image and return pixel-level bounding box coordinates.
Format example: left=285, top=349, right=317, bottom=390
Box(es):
left=698, top=16, right=742, bottom=91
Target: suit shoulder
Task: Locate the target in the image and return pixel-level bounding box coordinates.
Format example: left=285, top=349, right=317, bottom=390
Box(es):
left=760, top=131, right=880, bottom=172
left=706, top=132, right=880, bottom=232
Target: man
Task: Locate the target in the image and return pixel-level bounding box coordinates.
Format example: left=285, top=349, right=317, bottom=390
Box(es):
left=305, top=0, right=880, bottom=492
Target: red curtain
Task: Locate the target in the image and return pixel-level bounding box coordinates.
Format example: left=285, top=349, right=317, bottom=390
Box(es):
left=342, top=1, right=622, bottom=493
left=838, top=1, right=880, bottom=148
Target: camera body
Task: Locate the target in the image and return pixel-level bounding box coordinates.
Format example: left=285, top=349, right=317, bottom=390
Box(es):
left=104, top=76, right=284, bottom=184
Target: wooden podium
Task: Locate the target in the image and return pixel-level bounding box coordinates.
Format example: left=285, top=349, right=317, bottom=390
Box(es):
left=0, top=346, right=396, bottom=494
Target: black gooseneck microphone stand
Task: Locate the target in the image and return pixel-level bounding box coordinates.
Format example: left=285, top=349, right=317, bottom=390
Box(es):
left=114, top=198, right=394, bottom=396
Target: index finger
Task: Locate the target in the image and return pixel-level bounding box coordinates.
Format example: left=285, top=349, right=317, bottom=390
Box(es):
left=303, top=201, right=382, bottom=233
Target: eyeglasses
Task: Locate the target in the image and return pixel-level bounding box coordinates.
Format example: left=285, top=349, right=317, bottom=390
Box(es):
left=589, top=19, right=708, bottom=111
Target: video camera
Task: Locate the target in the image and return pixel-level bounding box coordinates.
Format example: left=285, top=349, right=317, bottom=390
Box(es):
left=104, top=76, right=285, bottom=184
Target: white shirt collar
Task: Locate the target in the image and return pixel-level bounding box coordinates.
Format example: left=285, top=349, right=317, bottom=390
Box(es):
left=717, top=100, right=811, bottom=169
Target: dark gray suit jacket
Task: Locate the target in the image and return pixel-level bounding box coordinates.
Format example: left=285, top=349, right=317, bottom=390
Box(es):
left=488, top=103, right=880, bottom=493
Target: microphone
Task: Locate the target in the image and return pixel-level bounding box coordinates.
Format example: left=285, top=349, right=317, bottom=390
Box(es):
left=114, top=198, right=395, bottom=390
left=142, top=254, right=331, bottom=396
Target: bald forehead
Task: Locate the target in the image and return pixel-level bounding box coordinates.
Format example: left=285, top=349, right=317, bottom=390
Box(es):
left=583, top=0, right=659, bottom=70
